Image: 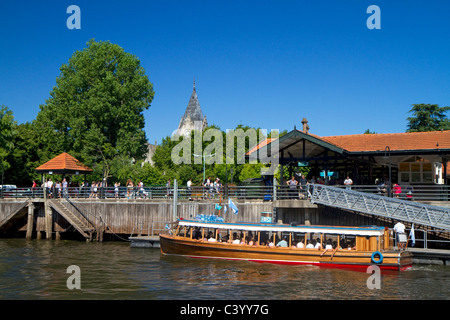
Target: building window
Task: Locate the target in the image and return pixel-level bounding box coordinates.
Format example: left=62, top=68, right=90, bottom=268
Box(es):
left=398, top=157, right=442, bottom=184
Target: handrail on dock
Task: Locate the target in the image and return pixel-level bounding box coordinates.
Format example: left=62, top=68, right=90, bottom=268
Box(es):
left=310, top=184, right=450, bottom=232
left=1, top=183, right=449, bottom=202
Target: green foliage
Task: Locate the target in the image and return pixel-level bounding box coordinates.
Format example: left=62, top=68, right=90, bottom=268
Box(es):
left=239, top=163, right=265, bottom=181
left=406, top=104, right=450, bottom=132
left=151, top=124, right=273, bottom=186
left=0, top=105, right=17, bottom=175
left=5, top=122, right=41, bottom=184
left=34, top=39, right=154, bottom=180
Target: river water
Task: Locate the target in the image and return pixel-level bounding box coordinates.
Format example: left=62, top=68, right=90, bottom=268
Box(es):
left=0, top=238, right=449, bottom=301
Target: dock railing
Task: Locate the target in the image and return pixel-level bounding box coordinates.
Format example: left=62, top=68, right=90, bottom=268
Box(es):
left=1, top=183, right=449, bottom=202
left=393, top=227, right=450, bottom=249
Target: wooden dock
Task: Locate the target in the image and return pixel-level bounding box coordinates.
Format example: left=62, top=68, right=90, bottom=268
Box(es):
left=129, top=235, right=160, bottom=248
left=408, top=248, right=450, bottom=266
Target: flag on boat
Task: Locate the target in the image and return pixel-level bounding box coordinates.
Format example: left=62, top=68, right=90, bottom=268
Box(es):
left=410, top=223, right=415, bottom=247
left=215, top=204, right=222, bottom=211
left=228, top=198, right=238, bottom=215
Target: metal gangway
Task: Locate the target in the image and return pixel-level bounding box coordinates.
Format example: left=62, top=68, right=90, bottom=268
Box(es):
left=310, top=184, right=450, bottom=231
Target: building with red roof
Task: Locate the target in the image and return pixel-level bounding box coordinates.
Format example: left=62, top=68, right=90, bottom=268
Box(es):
left=248, top=119, right=449, bottom=185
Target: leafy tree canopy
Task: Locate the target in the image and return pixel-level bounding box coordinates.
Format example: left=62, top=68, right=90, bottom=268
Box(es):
left=0, top=105, right=17, bottom=173
left=406, top=103, right=450, bottom=132
left=34, top=39, right=154, bottom=181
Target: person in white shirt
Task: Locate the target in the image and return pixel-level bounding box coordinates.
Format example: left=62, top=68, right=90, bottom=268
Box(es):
left=393, top=220, right=407, bottom=250
left=344, top=176, right=353, bottom=190
left=297, top=240, right=305, bottom=248
left=306, top=240, right=314, bottom=249
left=314, top=240, right=322, bottom=250
left=186, top=179, right=192, bottom=199
left=46, top=178, right=54, bottom=198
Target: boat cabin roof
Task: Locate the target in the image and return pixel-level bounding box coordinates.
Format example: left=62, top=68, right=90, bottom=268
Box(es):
left=177, top=219, right=386, bottom=236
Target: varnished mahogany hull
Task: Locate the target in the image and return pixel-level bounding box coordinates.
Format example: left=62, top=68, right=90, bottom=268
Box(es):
left=160, top=235, right=413, bottom=271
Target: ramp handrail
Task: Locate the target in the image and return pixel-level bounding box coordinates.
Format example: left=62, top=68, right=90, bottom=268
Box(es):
left=310, top=184, right=450, bottom=231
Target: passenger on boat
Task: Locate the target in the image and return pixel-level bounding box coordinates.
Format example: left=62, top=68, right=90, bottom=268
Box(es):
left=276, top=237, right=288, bottom=247
left=207, top=232, right=217, bottom=242
left=314, top=239, right=322, bottom=249
left=306, top=240, right=314, bottom=248
left=345, top=241, right=356, bottom=250
left=297, top=240, right=305, bottom=248
left=325, top=239, right=333, bottom=250
left=230, top=232, right=240, bottom=244
left=193, top=228, right=202, bottom=240
left=222, top=234, right=230, bottom=243
left=268, top=240, right=274, bottom=247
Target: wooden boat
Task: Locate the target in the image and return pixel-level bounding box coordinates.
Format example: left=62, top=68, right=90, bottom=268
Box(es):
left=160, top=218, right=413, bottom=271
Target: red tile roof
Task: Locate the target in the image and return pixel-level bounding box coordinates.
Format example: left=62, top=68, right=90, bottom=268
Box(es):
left=247, top=138, right=277, bottom=155
left=35, top=152, right=93, bottom=173
left=321, top=130, right=450, bottom=152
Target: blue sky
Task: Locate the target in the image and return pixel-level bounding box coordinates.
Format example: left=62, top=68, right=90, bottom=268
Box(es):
left=1, top=0, right=449, bottom=145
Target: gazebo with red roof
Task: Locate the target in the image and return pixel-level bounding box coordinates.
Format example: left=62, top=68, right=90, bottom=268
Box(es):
left=35, top=152, right=93, bottom=178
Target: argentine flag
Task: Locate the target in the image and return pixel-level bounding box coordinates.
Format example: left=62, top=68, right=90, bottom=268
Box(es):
left=410, top=223, right=415, bottom=247
left=228, top=198, right=239, bottom=215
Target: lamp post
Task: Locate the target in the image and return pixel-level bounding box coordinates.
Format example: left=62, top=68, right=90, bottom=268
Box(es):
left=384, top=146, right=391, bottom=197
left=193, top=153, right=216, bottom=182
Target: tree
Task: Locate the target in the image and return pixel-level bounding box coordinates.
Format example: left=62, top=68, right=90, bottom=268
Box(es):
left=0, top=105, right=17, bottom=182
left=406, top=104, right=450, bottom=132
left=4, top=122, right=41, bottom=185
left=34, top=39, right=154, bottom=180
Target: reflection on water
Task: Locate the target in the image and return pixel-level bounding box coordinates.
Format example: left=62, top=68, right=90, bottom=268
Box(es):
left=0, top=239, right=449, bottom=300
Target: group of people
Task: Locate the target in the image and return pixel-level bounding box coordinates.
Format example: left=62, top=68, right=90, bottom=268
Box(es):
left=190, top=228, right=357, bottom=250
left=37, top=178, right=149, bottom=199
left=165, top=177, right=223, bottom=199
left=202, top=177, right=222, bottom=198
left=285, top=174, right=355, bottom=200
left=40, top=178, right=70, bottom=198
left=126, top=179, right=146, bottom=199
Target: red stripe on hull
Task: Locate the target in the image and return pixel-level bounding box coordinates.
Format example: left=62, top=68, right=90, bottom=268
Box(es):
left=183, top=254, right=411, bottom=272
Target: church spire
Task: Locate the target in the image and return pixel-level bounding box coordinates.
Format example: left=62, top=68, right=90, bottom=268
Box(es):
left=176, top=80, right=207, bottom=136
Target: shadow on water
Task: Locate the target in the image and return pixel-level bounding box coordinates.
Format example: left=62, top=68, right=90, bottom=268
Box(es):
left=0, top=239, right=449, bottom=300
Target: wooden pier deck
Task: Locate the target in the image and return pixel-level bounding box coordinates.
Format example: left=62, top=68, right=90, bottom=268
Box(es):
left=408, top=248, right=450, bottom=266
left=129, top=235, right=160, bottom=248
